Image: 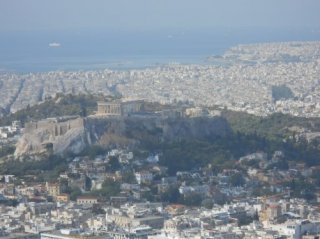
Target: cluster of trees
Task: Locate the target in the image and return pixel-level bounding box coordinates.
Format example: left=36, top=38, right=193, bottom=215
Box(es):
left=0, top=145, right=15, bottom=158
left=158, top=186, right=229, bottom=207
left=78, top=145, right=107, bottom=160
left=0, top=155, right=68, bottom=182
left=90, top=179, right=121, bottom=199
left=222, top=110, right=320, bottom=142
left=156, top=132, right=292, bottom=175
left=271, top=85, right=294, bottom=101
left=285, top=178, right=316, bottom=201
left=158, top=133, right=320, bottom=175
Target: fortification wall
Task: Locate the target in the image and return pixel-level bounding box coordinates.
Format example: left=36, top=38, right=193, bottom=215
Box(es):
left=24, top=117, right=84, bottom=136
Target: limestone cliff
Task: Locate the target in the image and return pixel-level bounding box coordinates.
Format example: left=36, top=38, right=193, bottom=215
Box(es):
left=15, top=117, right=87, bottom=157
left=15, top=115, right=231, bottom=157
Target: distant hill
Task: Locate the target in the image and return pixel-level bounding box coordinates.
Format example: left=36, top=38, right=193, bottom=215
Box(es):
left=0, top=94, right=99, bottom=126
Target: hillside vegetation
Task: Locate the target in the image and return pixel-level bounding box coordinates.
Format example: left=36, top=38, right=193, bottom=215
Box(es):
left=221, top=110, right=320, bottom=141
left=0, top=94, right=99, bottom=126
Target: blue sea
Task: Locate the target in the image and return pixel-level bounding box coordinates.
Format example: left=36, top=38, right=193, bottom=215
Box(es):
left=0, top=27, right=320, bottom=73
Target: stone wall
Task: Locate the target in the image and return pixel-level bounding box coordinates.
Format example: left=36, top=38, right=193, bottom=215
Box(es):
left=24, top=116, right=84, bottom=137
left=16, top=116, right=86, bottom=157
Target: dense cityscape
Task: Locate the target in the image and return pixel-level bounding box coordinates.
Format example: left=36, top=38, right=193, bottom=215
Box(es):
left=0, top=39, right=320, bottom=238
left=2, top=144, right=320, bottom=239
left=1, top=0, right=320, bottom=237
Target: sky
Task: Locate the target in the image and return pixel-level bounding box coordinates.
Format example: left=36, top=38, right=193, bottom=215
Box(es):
left=0, top=0, right=320, bottom=32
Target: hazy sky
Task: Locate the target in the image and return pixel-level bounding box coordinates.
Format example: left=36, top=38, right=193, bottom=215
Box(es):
left=0, top=0, right=320, bottom=32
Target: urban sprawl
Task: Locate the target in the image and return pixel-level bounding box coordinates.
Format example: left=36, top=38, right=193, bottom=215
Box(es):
left=1, top=42, right=320, bottom=239
left=0, top=41, right=320, bottom=117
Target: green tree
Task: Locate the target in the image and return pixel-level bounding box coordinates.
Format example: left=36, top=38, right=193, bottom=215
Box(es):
left=85, top=176, right=92, bottom=191
left=202, top=199, right=214, bottom=209
left=91, top=179, right=120, bottom=200
left=92, top=204, right=106, bottom=215
left=121, top=171, right=137, bottom=184
left=230, top=173, right=245, bottom=187
left=181, top=194, right=202, bottom=206
left=69, top=186, right=82, bottom=201
left=160, top=186, right=181, bottom=203
left=107, top=156, right=121, bottom=172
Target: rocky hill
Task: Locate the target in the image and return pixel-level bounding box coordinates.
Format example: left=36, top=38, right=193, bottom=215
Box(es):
left=14, top=115, right=231, bottom=158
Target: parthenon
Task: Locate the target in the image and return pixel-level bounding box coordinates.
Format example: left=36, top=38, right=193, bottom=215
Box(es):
left=96, top=99, right=143, bottom=116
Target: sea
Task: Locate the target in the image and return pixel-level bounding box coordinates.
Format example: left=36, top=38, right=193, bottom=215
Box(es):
left=0, top=27, right=320, bottom=73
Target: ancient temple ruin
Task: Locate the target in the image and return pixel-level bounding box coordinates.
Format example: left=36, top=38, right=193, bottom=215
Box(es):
left=96, top=99, right=143, bottom=116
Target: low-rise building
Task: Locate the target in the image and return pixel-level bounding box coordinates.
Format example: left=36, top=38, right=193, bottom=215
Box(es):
left=56, top=194, right=70, bottom=203
left=77, top=196, right=98, bottom=205
left=46, top=182, right=60, bottom=198
left=135, top=172, right=153, bottom=185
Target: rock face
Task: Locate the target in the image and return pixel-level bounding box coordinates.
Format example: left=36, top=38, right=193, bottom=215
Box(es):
left=15, top=115, right=231, bottom=158
left=15, top=117, right=87, bottom=157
